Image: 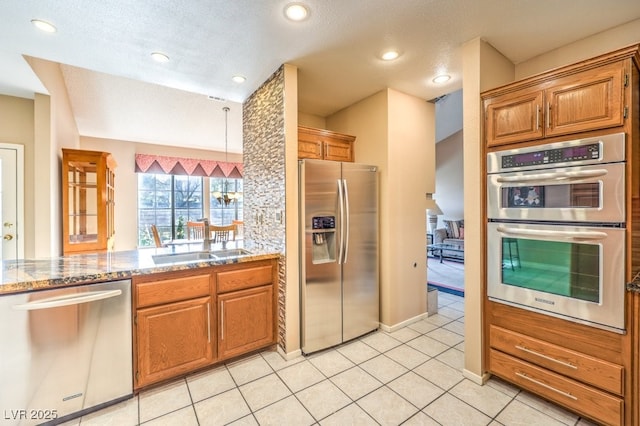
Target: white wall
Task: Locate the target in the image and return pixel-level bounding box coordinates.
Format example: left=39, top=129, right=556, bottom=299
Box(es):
left=435, top=89, right=463, bottom=143
left=435, top=130, right=464, bottom=227
left=515, top=19, right=640, bottom=80
left=327, top=88, right=435, bottom=328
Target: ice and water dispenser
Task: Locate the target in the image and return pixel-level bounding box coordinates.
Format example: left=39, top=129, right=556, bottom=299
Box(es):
left=311, top=216, right=336, bottom=264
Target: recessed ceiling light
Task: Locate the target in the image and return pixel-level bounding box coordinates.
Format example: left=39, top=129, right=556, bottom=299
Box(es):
left=31, top=19, right=56, bottom=33
left=381, top=50, right=400, bottom=61
left=284, top=3, right=309, bottom=21
left=151, top=52, right=170, bottom=63
left=433, top=74, right=451, bottom=84
left=232, top=75, right=246, bottom=84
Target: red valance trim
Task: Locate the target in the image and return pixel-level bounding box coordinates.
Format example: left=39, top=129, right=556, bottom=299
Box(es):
left=134, top=154, right=243, bottom=178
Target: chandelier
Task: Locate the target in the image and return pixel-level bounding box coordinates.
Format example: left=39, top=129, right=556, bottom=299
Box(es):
left=212, top=106, right=241, bottom=206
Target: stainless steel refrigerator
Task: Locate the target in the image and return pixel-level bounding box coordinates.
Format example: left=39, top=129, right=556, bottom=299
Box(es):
left=299, top=159, right=379, bottom=354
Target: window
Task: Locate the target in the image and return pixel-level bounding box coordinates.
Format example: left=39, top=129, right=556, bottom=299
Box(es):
left=138, top=174, right=203, bottom=247
left=210, top=178, right=243, bottom=225
left=137, top=174, right=244, bottom=247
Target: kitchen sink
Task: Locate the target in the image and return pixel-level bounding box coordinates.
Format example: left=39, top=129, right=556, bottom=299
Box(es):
left=152, top=248, right=252, bottom=264
left=152, top=251, right=213, bottom=264
left=209, top=248, right=252, bottom=259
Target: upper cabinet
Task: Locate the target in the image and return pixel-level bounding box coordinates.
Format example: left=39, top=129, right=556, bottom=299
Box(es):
left=62, top=148, right=117, bottom=255
left=298, top=126, right=355, bottom=162
left=483, top=53, right=630, bottom=148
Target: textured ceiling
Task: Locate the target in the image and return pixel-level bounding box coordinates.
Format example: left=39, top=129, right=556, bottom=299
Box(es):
left=1, top=1, right=639, bottom=152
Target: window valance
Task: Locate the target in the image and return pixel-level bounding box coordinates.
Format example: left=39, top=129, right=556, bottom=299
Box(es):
left=134, top=153, right=243, bottom=178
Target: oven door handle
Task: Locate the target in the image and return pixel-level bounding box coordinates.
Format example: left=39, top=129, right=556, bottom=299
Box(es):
left=496, top=226, right=607, bottom=241
left=496, top=169, right=608, bottom=184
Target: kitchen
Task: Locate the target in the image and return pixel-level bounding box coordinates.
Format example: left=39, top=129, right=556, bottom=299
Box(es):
left=2, top=2, right=640, bottom=425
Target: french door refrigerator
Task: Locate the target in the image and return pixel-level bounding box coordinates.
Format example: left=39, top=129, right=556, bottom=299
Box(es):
left=299, top=159, right=379, bottom=354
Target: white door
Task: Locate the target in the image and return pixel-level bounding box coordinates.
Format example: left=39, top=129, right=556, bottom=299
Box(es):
left=0, top=144, right=24, bottom=261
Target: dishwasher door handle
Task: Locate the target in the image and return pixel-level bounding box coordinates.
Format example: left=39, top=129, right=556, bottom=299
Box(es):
left=12, top=289, right=123, bottom=310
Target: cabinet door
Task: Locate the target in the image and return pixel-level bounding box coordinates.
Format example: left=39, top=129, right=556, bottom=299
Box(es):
left=298, top=131, right=323, bottom=160
left=545, top=62, right=625, bottom=138
left=485, top=89, right=544, bottom=147
left=136, top=296, right=213, bottom=388
left=62, top=149, right=117, bottom=255
left=218, top=285, right=274, bottom=360
left=324, top=138, right=353, bottom=162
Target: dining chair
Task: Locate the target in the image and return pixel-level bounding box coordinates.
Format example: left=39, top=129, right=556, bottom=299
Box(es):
left=186, top=221, right=205, bottom=240
left=210, top=224, right=237, bottom=243
left=150, top=225, right=165, bottom=247
left=232, top=220, right=244, bottom=239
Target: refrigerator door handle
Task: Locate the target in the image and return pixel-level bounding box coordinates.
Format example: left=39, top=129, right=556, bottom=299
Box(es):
left=337, top=178, right=345, bottom=264
left=342, top=179, right=350, bottom=264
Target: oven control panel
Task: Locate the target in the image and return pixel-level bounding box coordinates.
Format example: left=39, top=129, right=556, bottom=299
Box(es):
left=501, top=143, right=600, bottom=169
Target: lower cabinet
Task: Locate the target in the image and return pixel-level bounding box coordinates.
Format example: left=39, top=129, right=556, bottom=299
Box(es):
left=136, top=296, right=213, bottom=388
left=133, top=259, right=278, bottom=390
left=219, top=285, right=274, bottom=359
left=491, top=349, right=623, bottom=426
left=487, top=303, right=628, bottom=426
left=490, top=325, right=624, bottom=425
left=216, top=261, right=277, bottom=360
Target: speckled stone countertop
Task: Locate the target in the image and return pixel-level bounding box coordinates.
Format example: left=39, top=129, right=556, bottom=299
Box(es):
left=626, top=271, right=640, bottom=293
left=0, top=241, right=280, bottom=295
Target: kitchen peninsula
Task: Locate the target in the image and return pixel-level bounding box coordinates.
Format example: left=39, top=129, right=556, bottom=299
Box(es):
left=0, top=242, right=279, bottom=295
left=0, top=243, right=280, bottom=424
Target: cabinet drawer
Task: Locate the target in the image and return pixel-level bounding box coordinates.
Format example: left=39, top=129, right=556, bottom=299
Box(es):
left=490, top=349, right=623, bottom=426
left=217, top=264, right=273, bottom=293
left=136, top=273, right=211, bottom=308
left=490, top=325, right=623, bottom=395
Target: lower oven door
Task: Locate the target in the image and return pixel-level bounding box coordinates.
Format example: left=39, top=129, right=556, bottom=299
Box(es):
left=487, top=222, right=625, bottom=332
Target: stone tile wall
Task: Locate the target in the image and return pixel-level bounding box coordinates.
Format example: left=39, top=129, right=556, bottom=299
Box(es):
left=242, top=65, right=288, bottom=352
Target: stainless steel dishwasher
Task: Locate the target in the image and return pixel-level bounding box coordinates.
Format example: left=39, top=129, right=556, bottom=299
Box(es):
left=0, top=280, right=132, bottom=425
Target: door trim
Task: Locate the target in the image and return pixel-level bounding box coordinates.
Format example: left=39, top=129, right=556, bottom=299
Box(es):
left=0, top=143, right=25, bottom=259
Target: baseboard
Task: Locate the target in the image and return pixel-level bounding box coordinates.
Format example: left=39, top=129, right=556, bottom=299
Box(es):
left=463, top=368, right=491, bottom=385
left=379, top=313, right=428, bottom=333
left=278, top=346, right=302, bottom=361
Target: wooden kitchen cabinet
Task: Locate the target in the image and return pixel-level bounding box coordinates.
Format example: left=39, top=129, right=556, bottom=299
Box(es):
left=136, top=296, right=213, bottom=388
left=298, top=126, right=355, bottom=162
left=134, top=271, right=214, bottom=389
left=484, top=88, right=545, bottom=146
left=483, top=59, right=627, bottom=147
left=487, top=302, right=628, bottom=425
left=218, top=285, right=274, bottom=359
left=133, top=258, right=278, bottom=390
left=481, top=44, right=640, bottom=424
left=62, top=148, right=117, bottom=254
left=216, top=260, right=277, bottom=360
left=491, top=349, right=623, bottom=426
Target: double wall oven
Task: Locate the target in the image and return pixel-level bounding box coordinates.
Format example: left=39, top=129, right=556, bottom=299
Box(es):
left=486, top=133, right=626, bottom=333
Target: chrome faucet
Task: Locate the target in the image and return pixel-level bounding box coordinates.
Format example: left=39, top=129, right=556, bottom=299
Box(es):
left=198, top=218, right=210, bottom=250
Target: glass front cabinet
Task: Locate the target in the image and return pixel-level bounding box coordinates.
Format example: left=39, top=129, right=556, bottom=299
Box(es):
left=62, top=148, right=117, bottom=255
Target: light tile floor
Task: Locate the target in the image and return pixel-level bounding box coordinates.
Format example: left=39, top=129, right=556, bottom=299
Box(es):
left=65, top=293, right=599, bottom=425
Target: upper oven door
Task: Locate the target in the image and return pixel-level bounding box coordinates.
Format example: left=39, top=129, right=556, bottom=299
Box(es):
left=487, top=162, right=625, bottom=223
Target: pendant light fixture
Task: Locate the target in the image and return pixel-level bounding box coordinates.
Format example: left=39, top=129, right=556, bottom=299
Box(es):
left=212, top=106, right=240, bottom=206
